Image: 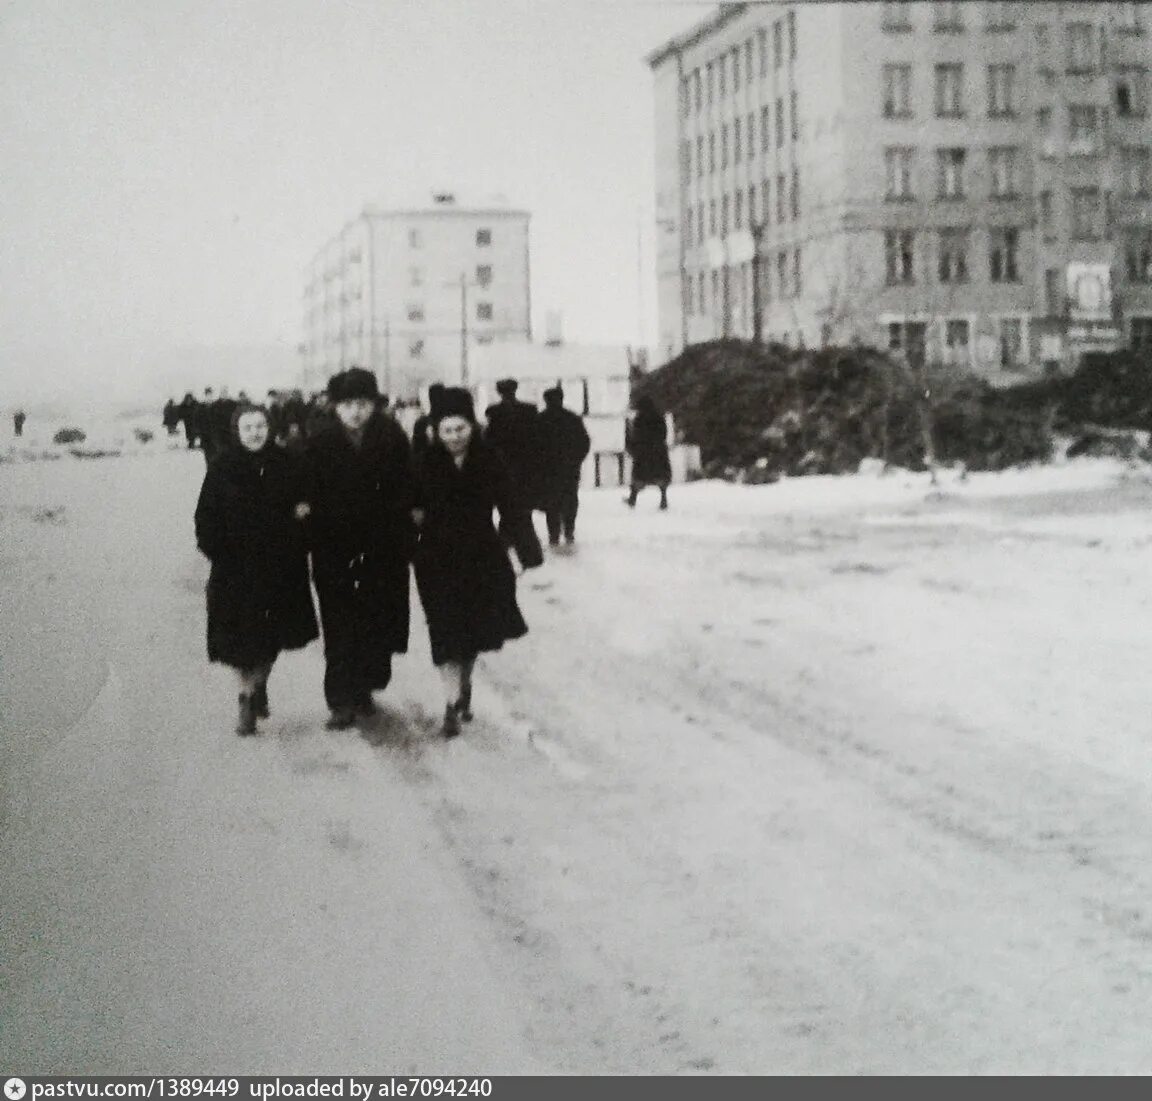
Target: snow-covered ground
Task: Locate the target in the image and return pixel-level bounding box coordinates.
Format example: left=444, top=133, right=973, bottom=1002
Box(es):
left=3, top=433, right=1152, bottom=1074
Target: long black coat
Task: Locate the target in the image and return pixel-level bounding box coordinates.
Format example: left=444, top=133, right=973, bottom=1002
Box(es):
left=626, top=409, right=672, bottom=485
left=305, top=416, right=418, bottom=660
left=194, top=445, right=318, bottom=670
left=536, top=406, right=591, bottom=507
left=414, top=441, right=542, bottom=666
left=483, top=399, right=541, bottom=504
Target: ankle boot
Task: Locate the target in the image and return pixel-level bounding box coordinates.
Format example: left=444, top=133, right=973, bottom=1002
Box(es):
left=441, top=704, right=461, bottom=739
left=455, top=681, right=473, bottom=722
left=236, top=693, right=257, bottom=736
left=253, top=682, right=269, bottom=719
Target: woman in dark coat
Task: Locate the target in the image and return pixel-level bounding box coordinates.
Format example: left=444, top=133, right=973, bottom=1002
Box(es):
left=194, top=405, right=318, bottom=735
left=306, top=367, right=419, bottom=729
left=414, top=387, right=543, bottom=738
left=625, top=394, right=672, bottom=511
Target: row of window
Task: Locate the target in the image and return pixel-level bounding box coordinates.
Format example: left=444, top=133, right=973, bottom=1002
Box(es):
left=883, top=145, right=1151, bottom=202
left=405, top=301, right=496, bottom=323
left=680, top=94, right=799, bottom=183
left=883, top=3, right=1145, bottom=39
left=883, top=227, right=1152, bottom=286
left=683, top=172, right=801, bottom=244
left=684, top=248, right=804, bottom=317
left=406, top=227, right=494, bottom=249
left=881, top=63, right=1147, bottom=120
left=678, top=11, right=797, bottom=117
left=888, top=317, right=1030, bottom=371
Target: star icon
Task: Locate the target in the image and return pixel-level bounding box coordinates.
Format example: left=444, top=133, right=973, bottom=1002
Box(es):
left=5, top=1080, right=27, bottom=1101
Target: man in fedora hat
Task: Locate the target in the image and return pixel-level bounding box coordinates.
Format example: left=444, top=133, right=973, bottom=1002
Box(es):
left=483, top=377, right=541, bottom=549
left=305, top=367, right=419, bottom=729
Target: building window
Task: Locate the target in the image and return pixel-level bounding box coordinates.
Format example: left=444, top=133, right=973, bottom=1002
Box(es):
left=1117, top=70, right=1148, bottom=117
left=409, top=266, right=423, bottom=287
left=1070, top=188, right=1102, bottom=240
left=685, top=207, right=694, bottom=243
left=989, top=147, right=1020, bottom=198
left=936, top=147, right=966, bottom=199
left=1037, top=107, right=1056, bottom=156
left=1132, top=317, right=1152, bottom=349
left=883, top=63, right=913, bottom=118
left=1116, top=2, right=1145, bottom=34
left=1126, top=229, right=1152, bottom=281
left=984, top=2, right=1015, bottom=31
left=933, top=1, right=964, bottom=32
left=935, top=64, right=965, bottom=117
left=721, top=193, right=730, bottom=236
left=719, top=52, right=727, bottom=97
left=408, top=228, right=422, bottom=248
left=710, top=271, right=720, bottom=315
left=793, top=248, right=802, bottom=295
left=698, top=271, right=707, bottom=313
left=1121, top=147, right=1152, bottom=196
left=734, top=189, right=744, bottom=230
left=1066, top=23, right=1095, bottom=73
left=1039, top=190, right=1054, bottom=235
left=987, top=64, right=1016, bottom=116
left=989, top=228, right=1020, bottom=282
left=708, top=132, right=716, bottom=174
left=777, top=251, right=788, bottom=298
left=775, top=97, right=785, bottom=147
left=788, top=9, right=796, bottom=59
left=943, top=319, right=971, bottom=366
left=773, top=19, right=783, bottom=69
left=409, top=339, right=424, bottom=359
left=732, top=46, right=741, bottom=91
left=998, top=318, right=1026, bottom=370
left=476, top=228, right=492, bottom=246
left=882, top=1, right=912, bottom=31
left=747, top=112, right=755, bottom=158
left=776, top=173, right=786, bottom=222
left=938, top=228, right=969, bottom=283
left=790, top=90, right=799, bottom=141
left=733, top=117, right=742, bottom=163
left=697, top=201, right=705, bottom=245
left=760, top=106, right=770, bottom=152
left=680, top=140, right=691, bottom=185
left=680, top=77, right=691, bottom=118
left=406, top=303, right=424, bottom=322
left=476, top=302, right=493, bottom=322
left=709, top=200, right=717, bottom=236
left=885, top=230, right=916, bottom=284
left=790, top=168, right=800, bottom=219
left=885, top=146, right=915, bottom=200
left=888, top=320, right=928, bottom=367
left=1068, top=106, right=1099, bottom=155
left=695, top=136, right=704, bottom=179
left=762, top=179, right=771, bottom=225
left=1045, top=268, right=1062, bottom=315
left=706, top=61, right=714, bottom=105
left=745, top=40, right=754, bottom=86
left=694, top=69, right=703, bottom=112
left=758, top=27, right=769, bottom=76
left=721, top=124, right=728, bottom=168
left=747, top=184, right=758, bottom=226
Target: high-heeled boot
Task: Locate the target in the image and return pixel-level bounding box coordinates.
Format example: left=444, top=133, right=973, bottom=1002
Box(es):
left=253, top=681, right=269, bottom=719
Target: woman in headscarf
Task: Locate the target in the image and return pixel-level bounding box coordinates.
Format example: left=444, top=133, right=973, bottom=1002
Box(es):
left=194, top=405, right=318, bottom=735
left=624, top=394, right=672, bottom=511
left=413, top=387, right=543, bottom=738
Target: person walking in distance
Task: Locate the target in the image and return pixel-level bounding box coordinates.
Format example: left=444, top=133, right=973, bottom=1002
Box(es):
left=306, top=367, right=419, bottom=730
left=625, top=394, right=672, bottom=511
left=536, top=385, right=591, bottom=550
left=13, top=409, right=26, bottom=437
left=194, top=404, right=318, bottom=735
left=483, top=378, right=541, bottom=547
left=413, top=388, right=543, bottom=738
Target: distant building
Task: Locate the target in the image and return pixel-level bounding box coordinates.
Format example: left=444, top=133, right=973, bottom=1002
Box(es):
left=303, top=195, right=531, bottom=397
left=647, top=1, right=1152, bottom=377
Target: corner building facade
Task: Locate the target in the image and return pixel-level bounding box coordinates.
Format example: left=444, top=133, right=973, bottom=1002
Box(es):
left=648, top=1, right=1152, bottom=378
left=303, top=199, right=531, bottom=398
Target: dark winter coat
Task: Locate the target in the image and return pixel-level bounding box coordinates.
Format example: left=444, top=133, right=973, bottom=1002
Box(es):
left=414, top=440, right=542, bottom=666
left=483, top=398, right=541, bottom=505
left=305, top=415, right=418, bottom=658
left=194, top=444, right=318, bottom=670
left=626, top=409, right=672, bottom=485
left=536, top=406, right=591, bottom=507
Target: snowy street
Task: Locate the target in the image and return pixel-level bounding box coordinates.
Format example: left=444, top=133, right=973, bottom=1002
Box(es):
left=4, top=445, right=1152, bottom=1074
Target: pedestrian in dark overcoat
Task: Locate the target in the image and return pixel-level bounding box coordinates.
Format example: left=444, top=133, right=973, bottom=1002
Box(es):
left=414, top=387, right=543, bottom=738
left=306, top=367, right=419, bottom=729
left=178, top=392, right=199, bottom=448
left=625, top=394, right=672, bottom=511
left=536, top=385, right=591, bottom=550
left=411, top=382, right=446, bottom=465
left=162, top=399, right=180, bottom=435
left=483, top=378, right=542, bottom=545
left=194, top=404, right=318, bottom=735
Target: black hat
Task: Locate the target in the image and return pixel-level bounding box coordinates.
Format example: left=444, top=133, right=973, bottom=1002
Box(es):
left=433, top=387, right=476, bottom=423
left=543, top=385, right=563, bottom=404
left=495, top=378, right=518, bottom=396
left=328, top=367, right=380, bottom=402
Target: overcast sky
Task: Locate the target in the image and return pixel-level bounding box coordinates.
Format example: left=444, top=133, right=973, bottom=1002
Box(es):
left=0, top=0, right=702, bottom=403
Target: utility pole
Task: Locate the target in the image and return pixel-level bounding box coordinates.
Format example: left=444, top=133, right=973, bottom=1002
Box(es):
left=446, top=270, right=480, bottom=387
left=751, top=220, right=766, bottom=345
left=383, top=317, right=391, bottom=398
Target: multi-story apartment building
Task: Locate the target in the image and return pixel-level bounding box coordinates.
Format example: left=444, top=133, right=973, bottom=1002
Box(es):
left=303, top=196, right=531, bottom=397
left=648, top=1, right=1152, bottom=378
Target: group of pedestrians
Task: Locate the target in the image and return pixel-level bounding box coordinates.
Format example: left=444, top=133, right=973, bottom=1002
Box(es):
left=193, top=368, right=545, bottom=740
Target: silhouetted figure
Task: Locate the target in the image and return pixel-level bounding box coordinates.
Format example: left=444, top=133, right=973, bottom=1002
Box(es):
left=412, top=382, right=446, bottom=464
left=625, top=395, right=672, bottom=511
left=13, top=409, right=26, bottom=437
left=178, top=392, right=199, bottom=448
left=162, top=399, right=180, bottom=436
left=536, top=386, right=591, bottom=549
left=483, top=378, right=541, bottom=548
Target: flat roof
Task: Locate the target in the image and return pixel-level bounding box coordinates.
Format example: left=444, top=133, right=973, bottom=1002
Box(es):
left=645, top=3, right=749, bottom=69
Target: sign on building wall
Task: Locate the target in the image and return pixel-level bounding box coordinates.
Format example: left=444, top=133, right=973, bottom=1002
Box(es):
left=1066, top=263, right=1113, bottom=323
